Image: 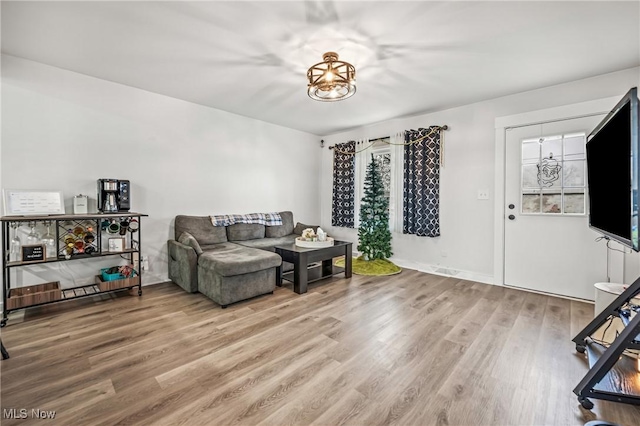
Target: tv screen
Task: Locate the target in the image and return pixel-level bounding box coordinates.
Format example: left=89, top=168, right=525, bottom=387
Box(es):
left=586, top=87, right=639, bottom=251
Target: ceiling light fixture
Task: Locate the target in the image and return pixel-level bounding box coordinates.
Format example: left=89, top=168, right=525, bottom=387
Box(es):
left=307, top=52, right=356, bottom=101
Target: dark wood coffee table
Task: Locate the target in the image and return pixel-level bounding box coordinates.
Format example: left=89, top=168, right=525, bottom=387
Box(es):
left=275, top=240, right=352, bottom=294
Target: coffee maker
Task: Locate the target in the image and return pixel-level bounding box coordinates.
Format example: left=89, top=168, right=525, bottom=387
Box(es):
left=97, top=179, right=131, bottom=212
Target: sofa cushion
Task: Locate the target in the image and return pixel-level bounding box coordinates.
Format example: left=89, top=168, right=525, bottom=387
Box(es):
left=293, top=222, right=319, bottom=235
left=175, top=216, right=227, bottom=245
left=235, top=234, right=297, bottom=252
left=177, top=232, right=203, bottom=256
left=227, top=223, right=265, bottom=241
left=265, top=211, right=294, bottom=238
left=198, top=242, right=281, bottom=277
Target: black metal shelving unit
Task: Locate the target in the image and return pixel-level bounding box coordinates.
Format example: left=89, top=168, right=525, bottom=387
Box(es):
left=572, top=276, right=640, bottom=409
left=1, top=212, right=147, bottom=327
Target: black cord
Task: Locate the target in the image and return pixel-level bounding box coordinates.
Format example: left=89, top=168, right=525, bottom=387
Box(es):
left=600, top=316, right=614, bottom=341
left=595, top=235, right=630, bottom=253
left=591, top=335, right=640, bottom=358
left=606, top=239, right=629, bottom=253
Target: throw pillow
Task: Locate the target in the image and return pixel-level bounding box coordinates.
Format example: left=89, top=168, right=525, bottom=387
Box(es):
left=293, top=222, right=319, bottom=235
left=178, top=232, right=203, bottom=256
left=175, top=215, right=227, bottom=244
left=265, top=211, right=294, bottom=238
left=226, top=223, right=265, bottom=241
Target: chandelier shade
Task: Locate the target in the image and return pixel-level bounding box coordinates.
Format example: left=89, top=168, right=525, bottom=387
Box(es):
left=307, top=52, right=356, bottom=101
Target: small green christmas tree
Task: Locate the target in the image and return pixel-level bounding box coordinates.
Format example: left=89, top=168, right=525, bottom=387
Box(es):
left=358, top=154, right=393, bottom=260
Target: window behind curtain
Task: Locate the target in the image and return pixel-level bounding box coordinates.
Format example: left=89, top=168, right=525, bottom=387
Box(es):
left=356, top=138, right=396, bottom=231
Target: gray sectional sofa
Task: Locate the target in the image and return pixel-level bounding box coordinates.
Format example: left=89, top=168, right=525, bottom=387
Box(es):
left=168, top=211, right=314, bottom=308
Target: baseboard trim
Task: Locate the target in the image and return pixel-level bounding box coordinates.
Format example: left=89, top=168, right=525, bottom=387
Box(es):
left=388, top=257, right=593, bottom=303
left=504, top=283, right=595, bottom=303
left=388, top=257, right=495, bottom=285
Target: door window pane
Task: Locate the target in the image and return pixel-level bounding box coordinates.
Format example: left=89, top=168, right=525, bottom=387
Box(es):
left=564, top=135, right=585, bottom=161
left=541, top=137, right=562, bottom=162
left=520, top=133, right=586, bottom=215
left=563, top=160, right=585, bottom=187
left=522, top=192, right=541, bottom=213
left=522, top=164, right=540, bottom=189
left=538, top=156, right=562, bottom=189
left=522, top=141, right=539, bottom=162
left=564, top=190, right=585, bottom=214
left=542, top=192, right=562, bottom=214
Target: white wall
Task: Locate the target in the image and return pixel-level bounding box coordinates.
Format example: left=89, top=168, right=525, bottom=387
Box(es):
left=1, top=55, right=321, bottom=289
left=320, top=67, right=640, bottom=284
left=2, top=55, right=639, bottom=291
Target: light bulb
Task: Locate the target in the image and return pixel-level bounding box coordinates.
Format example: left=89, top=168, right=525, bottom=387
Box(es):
left=325, top=71, right=335, bottom=81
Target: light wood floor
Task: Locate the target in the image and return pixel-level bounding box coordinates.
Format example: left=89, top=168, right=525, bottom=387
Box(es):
left=1, top=269, right=639, bottom=425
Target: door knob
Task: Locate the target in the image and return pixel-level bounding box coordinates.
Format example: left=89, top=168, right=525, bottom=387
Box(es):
left=508, top=215, right=515, bottom=220
left=508, top=204, right=515, bottom=209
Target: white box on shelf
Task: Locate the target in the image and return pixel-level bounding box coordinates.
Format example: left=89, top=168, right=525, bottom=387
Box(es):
left=108, top=237, right=125, bottom=252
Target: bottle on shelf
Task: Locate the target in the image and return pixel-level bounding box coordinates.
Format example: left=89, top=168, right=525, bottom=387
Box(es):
left=63, top=234, right=75, bottom=259
left=73, top=226, right=86, bottom=238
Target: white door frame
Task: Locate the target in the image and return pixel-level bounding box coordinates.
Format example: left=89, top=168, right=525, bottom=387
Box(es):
left=493, top=96, right=621, bottom=287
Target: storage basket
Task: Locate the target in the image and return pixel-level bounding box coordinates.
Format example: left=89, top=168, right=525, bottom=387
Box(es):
left=101, top=267, right=137, bottom=282
left=7, top=282, right=62, bottom=310
left=95, top=274, right=140, bottom=292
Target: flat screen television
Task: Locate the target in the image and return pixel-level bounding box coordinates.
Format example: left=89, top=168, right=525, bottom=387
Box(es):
left=586, top=87, right=639, bottom=251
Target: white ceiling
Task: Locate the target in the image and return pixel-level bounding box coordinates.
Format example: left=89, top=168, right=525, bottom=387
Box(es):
left=2, top=1, right=639, bottom=136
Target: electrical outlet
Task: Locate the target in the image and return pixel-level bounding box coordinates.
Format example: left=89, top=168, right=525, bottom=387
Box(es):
left=477, top=190, right=490, bottom=200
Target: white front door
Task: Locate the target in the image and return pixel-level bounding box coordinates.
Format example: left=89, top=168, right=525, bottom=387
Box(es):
left=504, top=115, right=608, bottom=300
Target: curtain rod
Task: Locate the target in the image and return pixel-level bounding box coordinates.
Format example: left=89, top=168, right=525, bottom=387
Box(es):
left=328, top=125, right=449, bottom=150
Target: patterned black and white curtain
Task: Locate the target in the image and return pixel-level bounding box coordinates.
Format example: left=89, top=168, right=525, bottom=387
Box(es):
left=403, top=127, right=440, bottom=237
left=332, top=141, right=356, bottom=228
